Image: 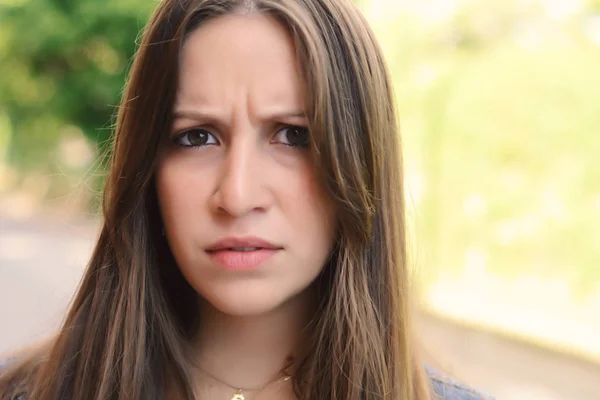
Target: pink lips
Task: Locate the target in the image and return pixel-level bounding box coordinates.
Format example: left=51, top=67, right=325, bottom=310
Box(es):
left=205, top=236, right=282, bottom=271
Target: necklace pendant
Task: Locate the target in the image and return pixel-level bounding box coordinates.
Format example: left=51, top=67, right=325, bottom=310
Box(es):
left=231, top=390, right=245, bottom=400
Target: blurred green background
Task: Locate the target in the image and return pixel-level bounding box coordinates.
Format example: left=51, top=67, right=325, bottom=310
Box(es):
left=1, top=0, right=599, bottom=361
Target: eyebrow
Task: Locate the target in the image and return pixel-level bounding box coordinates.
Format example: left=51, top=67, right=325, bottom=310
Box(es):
left=172, top=108, right=307, bottom=121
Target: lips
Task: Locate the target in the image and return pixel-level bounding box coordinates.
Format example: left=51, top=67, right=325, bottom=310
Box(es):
left=205, top=236, right=283, bottom=271
left=206, top=236, right=282, bottom=252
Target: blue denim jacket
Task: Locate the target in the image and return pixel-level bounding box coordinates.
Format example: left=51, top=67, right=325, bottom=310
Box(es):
left=426, top=366, right=495, bottom=399
left=1, top=359, right=494, bottom=399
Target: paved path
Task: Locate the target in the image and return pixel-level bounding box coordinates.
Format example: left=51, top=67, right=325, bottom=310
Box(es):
left=419, top=313, right=600, bottom=399
left=0, top=217, right=97, bottom=355
left=1, top=216, right=599, bottom=399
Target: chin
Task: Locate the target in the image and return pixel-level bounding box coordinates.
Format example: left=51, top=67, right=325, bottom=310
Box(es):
left=203, top=278, right=318, bottom=318
left=201, top=284, right=294, bottom=317
left=213, top=299, right=279, bottom=317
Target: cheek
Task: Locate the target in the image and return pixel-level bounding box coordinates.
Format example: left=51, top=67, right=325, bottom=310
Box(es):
left=156, top=161, right=181, bottom=221
left=288, top=165, right=337, bottom=252
left=155, top=157, right=212, bottom=283
left=155, top=158, right=203, bottom=235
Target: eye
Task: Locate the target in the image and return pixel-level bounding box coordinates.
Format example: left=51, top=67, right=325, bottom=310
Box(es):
left=273, top=125, right=310, bottom=148
left=172, top=128, right=218, bottom=147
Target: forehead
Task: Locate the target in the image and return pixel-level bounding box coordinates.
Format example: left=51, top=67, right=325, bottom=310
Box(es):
left=176, top=14, right=305, bottom=110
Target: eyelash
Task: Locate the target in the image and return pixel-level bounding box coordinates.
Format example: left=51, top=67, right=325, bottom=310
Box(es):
left=172, top=128, right=217, bottom=148
left=171, top=125, right=310, bottom=149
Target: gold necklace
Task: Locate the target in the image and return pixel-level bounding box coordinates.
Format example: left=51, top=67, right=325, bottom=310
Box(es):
left=198, top=367, right=292, bottom=400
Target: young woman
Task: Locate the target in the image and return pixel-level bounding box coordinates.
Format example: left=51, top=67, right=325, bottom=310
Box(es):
left=0, top=0, right=494, bottom=399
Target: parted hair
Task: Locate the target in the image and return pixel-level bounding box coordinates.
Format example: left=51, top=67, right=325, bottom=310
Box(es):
left=0, top=1, right=431, bottom=399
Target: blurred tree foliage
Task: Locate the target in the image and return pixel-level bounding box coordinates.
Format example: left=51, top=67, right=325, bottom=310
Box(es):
left=369, top=0, right=600, bottom=296
left=0, top=0, right=153, bottom=171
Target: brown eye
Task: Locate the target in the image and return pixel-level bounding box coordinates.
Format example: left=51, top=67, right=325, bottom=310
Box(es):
left=173, top=128, right=217, bottom=147
left=274, top=126, right=310, bottom=148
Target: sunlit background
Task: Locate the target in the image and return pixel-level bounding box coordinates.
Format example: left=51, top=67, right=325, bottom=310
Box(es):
left=1, top=0, right=599, bottom=398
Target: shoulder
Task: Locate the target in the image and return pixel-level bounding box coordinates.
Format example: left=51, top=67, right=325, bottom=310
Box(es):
left=0, top=357, right=16, bottom=372
left=0, top=358, right=26, bottom=400
left=0, top=358, right=13, bottom=368
left=426, top=365, right=496, bottom=400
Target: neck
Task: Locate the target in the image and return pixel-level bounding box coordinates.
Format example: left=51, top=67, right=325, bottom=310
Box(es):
left=192, top=289, right=316, bottom=390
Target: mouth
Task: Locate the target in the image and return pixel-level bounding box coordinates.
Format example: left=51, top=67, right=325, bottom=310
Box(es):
left=205, top=237, right=283, bottom=270
left=209, top=247, right=265, bottom=252
left=206, top=236, right=283, bottom=252
left=205, top=247, right=281, bottom=271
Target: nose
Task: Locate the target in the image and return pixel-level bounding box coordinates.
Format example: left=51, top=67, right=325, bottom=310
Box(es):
left=210, top=135, right=270, bottom=217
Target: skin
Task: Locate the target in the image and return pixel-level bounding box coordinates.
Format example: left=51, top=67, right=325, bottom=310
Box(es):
left=155, top=13, right=337, bottom=398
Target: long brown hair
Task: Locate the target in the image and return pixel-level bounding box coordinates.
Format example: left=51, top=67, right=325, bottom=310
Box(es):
left=0, top=0, right=431, bottom=398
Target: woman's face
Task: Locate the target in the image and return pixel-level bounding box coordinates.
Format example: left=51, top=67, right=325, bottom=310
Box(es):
left=156, top=14, right=336, bottom=317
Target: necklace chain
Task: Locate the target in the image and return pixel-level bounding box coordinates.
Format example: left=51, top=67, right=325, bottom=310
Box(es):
left=198, top=366, right=292, bottom=400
